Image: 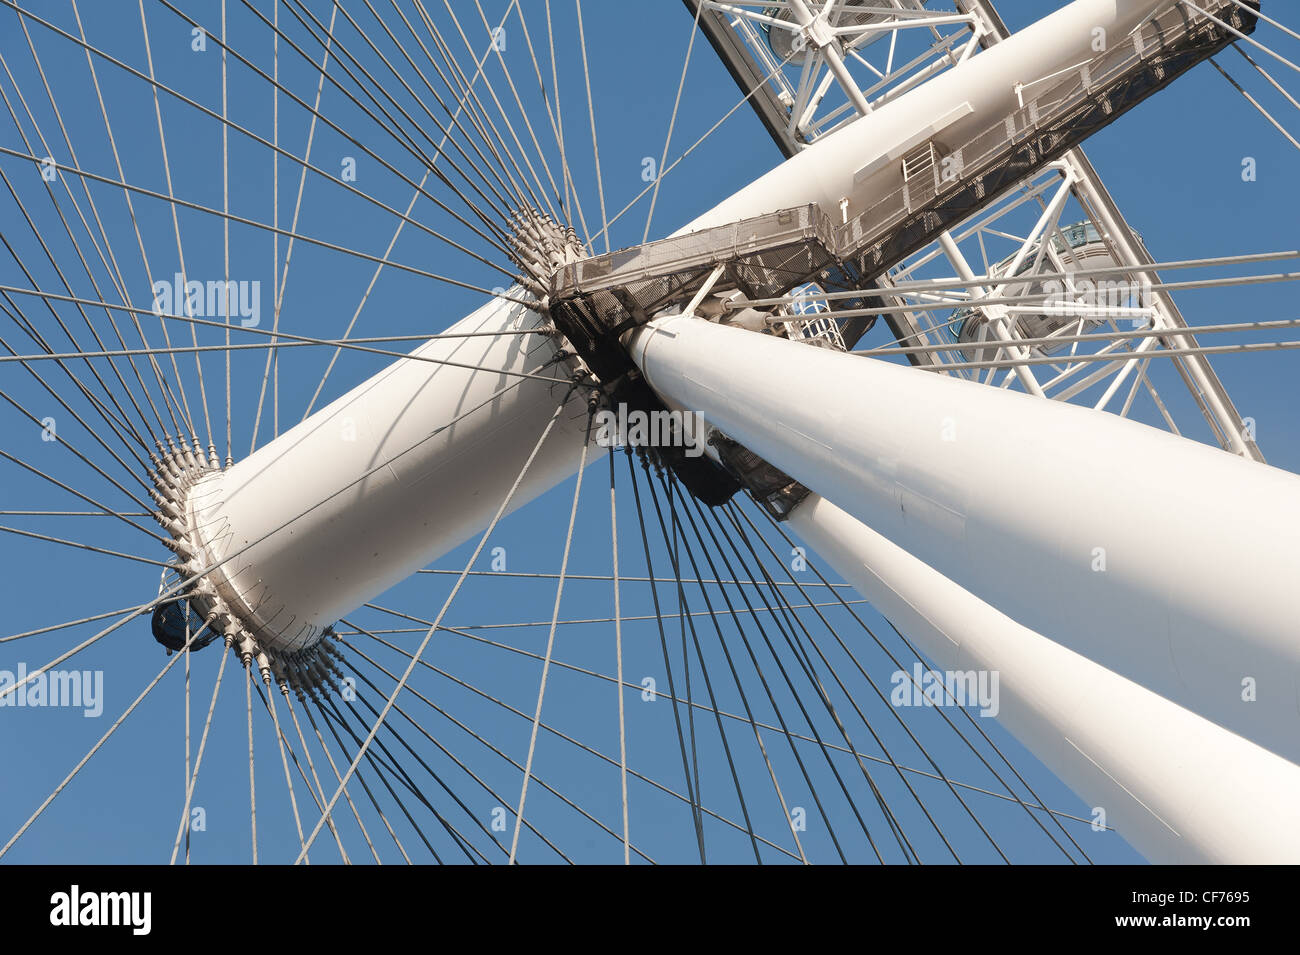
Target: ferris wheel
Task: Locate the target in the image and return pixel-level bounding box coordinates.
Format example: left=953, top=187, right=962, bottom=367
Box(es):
left=1, top=0, right=1298, bottom=866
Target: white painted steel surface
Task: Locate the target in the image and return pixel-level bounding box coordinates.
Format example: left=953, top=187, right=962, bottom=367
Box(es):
left=675, top=0, right=1168, bottom=235
left=628, top=314, right=1300, bottom=763
left=186, top=295, right=593, bottom=652
left=791, top=494, right=1300, bottom=864
left=169, top=0, right=1296, bottom=861
left=187, top=0, right=1164, bottom=653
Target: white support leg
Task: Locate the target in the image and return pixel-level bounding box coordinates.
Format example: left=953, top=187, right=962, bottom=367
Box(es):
left=789, top=493, right=1300, bottom=864
left=628, top=314, right=1300, bottom=761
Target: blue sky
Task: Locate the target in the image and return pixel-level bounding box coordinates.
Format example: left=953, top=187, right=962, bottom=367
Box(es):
left=0, top=0, right=1296, bottom=864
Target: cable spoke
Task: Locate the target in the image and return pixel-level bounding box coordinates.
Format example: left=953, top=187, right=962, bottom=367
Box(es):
left=294, top=396, right=576, bottom=863
left=509, top=409, right=593, bottom=863
left=0, top=622, right=211, bottom=859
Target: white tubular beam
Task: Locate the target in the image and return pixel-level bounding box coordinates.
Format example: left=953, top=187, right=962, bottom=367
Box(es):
left=789, top=494, right=1300, bottom=864
left=628, top=315, right=1300, bottom=761
left=187, top=295, right=594, bottom=653
left=676, top=0, right=1168, bottom=235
